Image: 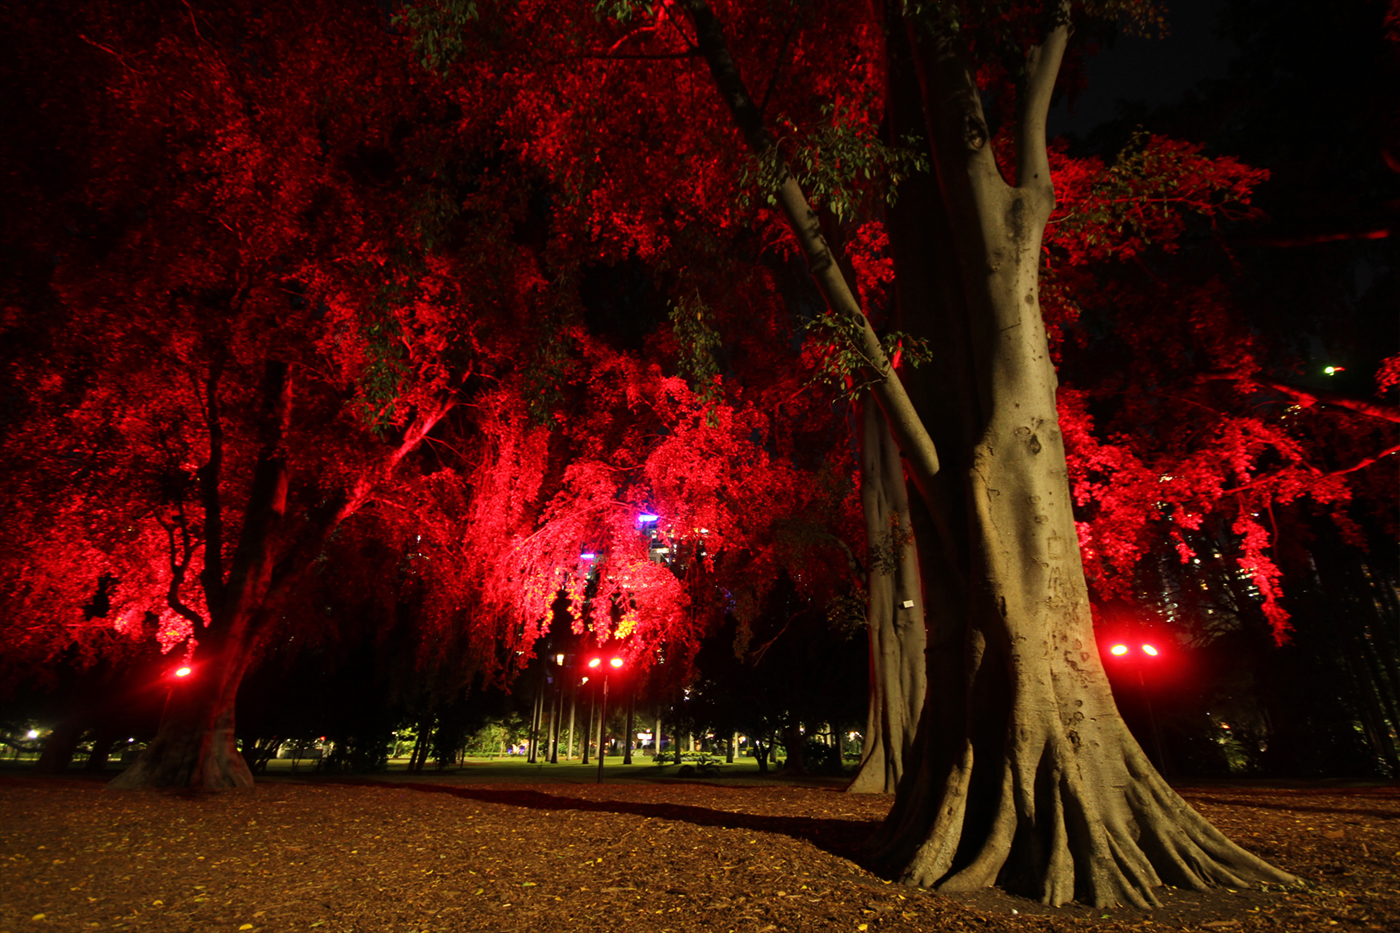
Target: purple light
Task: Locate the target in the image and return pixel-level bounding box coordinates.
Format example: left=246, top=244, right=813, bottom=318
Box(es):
left=580, top=552, right=596, bottom=561
left=637, top=513, right=659, bottom=524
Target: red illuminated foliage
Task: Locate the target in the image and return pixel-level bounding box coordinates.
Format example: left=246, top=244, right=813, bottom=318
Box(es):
left=0, top=3, right=1389, bottom=902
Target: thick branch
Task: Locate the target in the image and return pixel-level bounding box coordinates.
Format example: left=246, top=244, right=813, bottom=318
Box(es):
left=1223, top=441, right=1400, bottom=496
left=680, top=0, right=942, bottom=494
left=1256, top=377, right=1400, bottom=424
left=1200, top=371, right=1400, bottom=424
left=1014, top=3, right=1071, bottom=193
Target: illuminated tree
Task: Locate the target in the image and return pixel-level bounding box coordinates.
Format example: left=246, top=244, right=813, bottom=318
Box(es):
left=395, top=0, right=1309, bottom=905
left=0, top=0, right=493, bottom=788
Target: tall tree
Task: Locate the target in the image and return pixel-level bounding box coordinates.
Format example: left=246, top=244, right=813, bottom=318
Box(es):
left=0, top=0, right=489, bottom=787
left=391, top=0, right=1319, bottom=903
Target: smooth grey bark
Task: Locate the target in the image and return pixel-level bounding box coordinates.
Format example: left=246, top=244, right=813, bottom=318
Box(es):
left=849, top=396, right=927, bottom=794
left=682, top=0, right=1296, bottom=907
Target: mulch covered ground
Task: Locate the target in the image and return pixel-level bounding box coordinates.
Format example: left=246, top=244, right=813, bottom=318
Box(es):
left=1, top=770, right=1396, bottom=933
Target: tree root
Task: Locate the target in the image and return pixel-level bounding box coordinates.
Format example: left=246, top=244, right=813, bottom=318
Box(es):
left=883, top=718, right=1296, bottom=908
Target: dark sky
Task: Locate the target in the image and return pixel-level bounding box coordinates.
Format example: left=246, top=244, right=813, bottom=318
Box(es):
left=1049, top=0, right=1237, bottom=138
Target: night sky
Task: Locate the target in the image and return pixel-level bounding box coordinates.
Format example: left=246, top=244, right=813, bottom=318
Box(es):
left=1050, top=0, right=1237, bottom=137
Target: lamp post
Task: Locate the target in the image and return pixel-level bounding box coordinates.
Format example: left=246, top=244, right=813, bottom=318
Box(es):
left=588, top=654, right=625, bottom=784
left=1107, top=640, right=1169, bottom=775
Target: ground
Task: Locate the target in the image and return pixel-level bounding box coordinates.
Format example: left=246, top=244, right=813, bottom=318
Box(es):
left=0, top=759, right=1396, bottom=932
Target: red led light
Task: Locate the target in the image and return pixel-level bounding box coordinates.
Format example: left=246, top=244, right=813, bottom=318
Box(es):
left=1110, top=644, right=1128, bottom=656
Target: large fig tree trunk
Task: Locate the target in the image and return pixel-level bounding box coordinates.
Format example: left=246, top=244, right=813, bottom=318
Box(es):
left=682, top=0, right=1295, bottom=906
left=863, top=8, right=1297, bottom=907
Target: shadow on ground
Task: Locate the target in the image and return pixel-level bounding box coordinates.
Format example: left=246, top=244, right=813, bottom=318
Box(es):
left=341, top=779, right=884, bottom=866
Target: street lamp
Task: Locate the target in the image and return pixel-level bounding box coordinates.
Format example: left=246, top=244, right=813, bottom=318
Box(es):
left=588, top=654, right=626, bottom=783
left=1106, top=641, right=1167, bottom=773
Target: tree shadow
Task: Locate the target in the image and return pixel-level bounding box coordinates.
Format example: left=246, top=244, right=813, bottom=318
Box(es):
left=1180, top=793, right=1400, bottom=820
left=347, top=779, right=885, bottom=866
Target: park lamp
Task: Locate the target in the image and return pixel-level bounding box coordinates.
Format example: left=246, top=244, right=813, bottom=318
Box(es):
left=1108, top=643, right=1159, bottom=658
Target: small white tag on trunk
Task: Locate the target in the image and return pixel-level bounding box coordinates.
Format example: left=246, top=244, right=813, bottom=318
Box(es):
left=902, top=599, right=915, bottom=609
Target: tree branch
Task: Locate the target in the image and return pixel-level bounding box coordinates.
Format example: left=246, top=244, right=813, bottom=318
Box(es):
left=1222, top=441, right=1400, bottom=496
left=1201, top=372, right=1400, bottom=424
left=1014, top=2, right=1071, bottom=194
left=679, top=0, right=943, bottom=501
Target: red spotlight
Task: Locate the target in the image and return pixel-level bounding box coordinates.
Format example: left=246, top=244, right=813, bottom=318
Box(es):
left=174, top=666, right=192, bottom=677
left=1141, top=644, right=1159, bottom=657
left=1110, top=644, right=1128, bottom=656
left=609, top=657, right=623, bottom=669
left=587, top=657, right=601, bottom=669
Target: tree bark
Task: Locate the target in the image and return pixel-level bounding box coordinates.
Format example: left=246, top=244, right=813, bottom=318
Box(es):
left=683, top=0, right=1296, bottom=906
left=849, top=396, right=928, bottom=793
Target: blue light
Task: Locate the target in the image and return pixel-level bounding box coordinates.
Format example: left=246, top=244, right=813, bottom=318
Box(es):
left=637, top=513, right=659, bottom=524
left=580, top=552, right=597, bottom=561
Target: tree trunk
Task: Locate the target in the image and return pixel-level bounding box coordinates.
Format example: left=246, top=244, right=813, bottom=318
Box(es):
left=582, top=687, right=594, bottom=765
left=109, top=642, right=255, bottom=789
left=860, top=11, right=1297, bottom=907
left=567, top=684, right=577, bottom=760
left=34, top=720, right=83, bottom=774
left=623, top=690, right=635, bottom=764
left=682, top=0, right=1296, bottom=906
left=84, top=729, right=119, bottom=773
left=850, top=396, right=928, bottom=793
left=781, top=722, right=805, bottom=774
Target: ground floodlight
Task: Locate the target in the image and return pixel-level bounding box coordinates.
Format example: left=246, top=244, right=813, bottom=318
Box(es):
left=175, top=666, right=192, bottom=677
left=609, top=657, right=623, bottom=668
left=1110, top=644, right=1128, bottom=656
left=588, top=657, right=601, bottom=668
left=1141, top=644, right=1159, bottom=656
